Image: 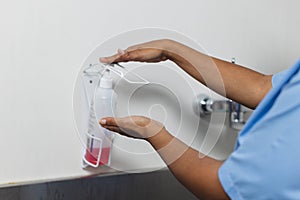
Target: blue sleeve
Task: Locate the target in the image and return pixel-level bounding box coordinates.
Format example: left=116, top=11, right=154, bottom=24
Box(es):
left=218, top=60, right=300, bottom=199
left=272, top=68, right=291, bottom=88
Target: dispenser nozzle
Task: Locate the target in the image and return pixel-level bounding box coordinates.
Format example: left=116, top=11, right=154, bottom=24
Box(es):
left=100, top=69, right=113, bottom=89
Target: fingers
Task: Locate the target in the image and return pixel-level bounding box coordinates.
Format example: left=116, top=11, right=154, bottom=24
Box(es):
left=100, top=43, right=160, bottom=64
left=100, top=46, right=137, bottom=63
left=99, top=116, right=145, bottom=138
left=104, top=125, right=140, bottom=139
left=102, top=125, right=122, bottom=133
left=99, top=39, right=170, bottom=64
left=99, top=117, right=140, bottom=138
left=99, top=117, right=128, bottom=132
left=99, top=117, right=123, bottom=134
left=99, top=117, right=119, bottom=127
left=100, top=50, right=141, bottom=64
left=99, top=48, right=123, bottom=63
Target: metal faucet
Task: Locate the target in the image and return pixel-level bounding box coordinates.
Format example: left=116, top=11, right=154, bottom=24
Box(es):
left=194, top=94, right=247, bottom=130
left=229, top=100, right=245, bottom=130
left=193, top=58, right=248, bottom=130
left=228, top=58, right=246, bottom=130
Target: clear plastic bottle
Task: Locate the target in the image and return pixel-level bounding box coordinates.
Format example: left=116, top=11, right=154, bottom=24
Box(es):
left=84, top=69, right=116, bottom=167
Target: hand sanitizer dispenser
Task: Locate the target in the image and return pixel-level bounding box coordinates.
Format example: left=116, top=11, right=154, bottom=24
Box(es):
left=83, top=68, right=116, bottom=168
left=80, top=62, right=149, bottom=168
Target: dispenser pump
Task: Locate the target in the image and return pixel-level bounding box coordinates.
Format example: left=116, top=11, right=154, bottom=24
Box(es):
left=100, top=70, right=113, bottom=89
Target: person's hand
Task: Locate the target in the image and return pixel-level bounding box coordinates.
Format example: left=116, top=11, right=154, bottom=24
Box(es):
left=99, top=116, right=165, bottom=140
left=99, top=39, right=175, bottom=64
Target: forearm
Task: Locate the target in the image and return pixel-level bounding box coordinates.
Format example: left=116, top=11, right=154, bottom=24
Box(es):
left=163, top=40, right=272, bottom=109
left=148, top=128, right=228, bottom=200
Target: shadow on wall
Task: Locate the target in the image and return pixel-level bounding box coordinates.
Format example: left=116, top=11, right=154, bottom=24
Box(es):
left=0, top=170, right=197, bottom=200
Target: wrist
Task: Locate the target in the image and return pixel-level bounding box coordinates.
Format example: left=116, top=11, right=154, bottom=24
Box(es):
left=147, top=127, right=174, bottom=150
left=161, top=39, right=177, bottom=60
left=143, top=119, right=164, bottom=138
left=161, top=39, right=183, bottom=63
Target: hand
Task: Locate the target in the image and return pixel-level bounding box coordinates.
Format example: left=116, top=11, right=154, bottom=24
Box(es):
left=99, top=39, right=175, bottom=64
left=99, top=116, right=165, bottom=140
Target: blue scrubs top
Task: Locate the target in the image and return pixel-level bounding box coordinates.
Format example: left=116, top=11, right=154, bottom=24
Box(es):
left=219, top=59, right=300, bottom=200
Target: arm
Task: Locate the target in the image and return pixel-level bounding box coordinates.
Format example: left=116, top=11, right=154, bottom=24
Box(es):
left=100, top=39, right=272, bottom=109
left=164, top=40, right=272, bottom=109
left=149, top=129, right=228, bottom=199
left=99, top=116, right=229, bottom=200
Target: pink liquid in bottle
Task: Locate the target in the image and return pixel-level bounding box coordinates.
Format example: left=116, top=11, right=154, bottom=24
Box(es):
left=85, top=147, right=110, bottom=166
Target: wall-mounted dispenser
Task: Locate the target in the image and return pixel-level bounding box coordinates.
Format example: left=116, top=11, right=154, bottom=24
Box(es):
left=80, top=62, right=149, bottom=168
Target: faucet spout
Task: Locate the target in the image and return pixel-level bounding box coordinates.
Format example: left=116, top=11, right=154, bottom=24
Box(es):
left=194, top=94, right=248, bottom=131
left=229, top=100, right=245, bottom=130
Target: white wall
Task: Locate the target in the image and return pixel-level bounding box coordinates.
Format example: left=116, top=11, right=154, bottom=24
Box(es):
left=0, top=0, right=299, bottom=186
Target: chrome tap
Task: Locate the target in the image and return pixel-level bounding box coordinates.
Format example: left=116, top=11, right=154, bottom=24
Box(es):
left=193, top=58, right=249, bottom=131
left=194, top=94, right=248, bottom=130
left=228, top=58, right=246, bottom=130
